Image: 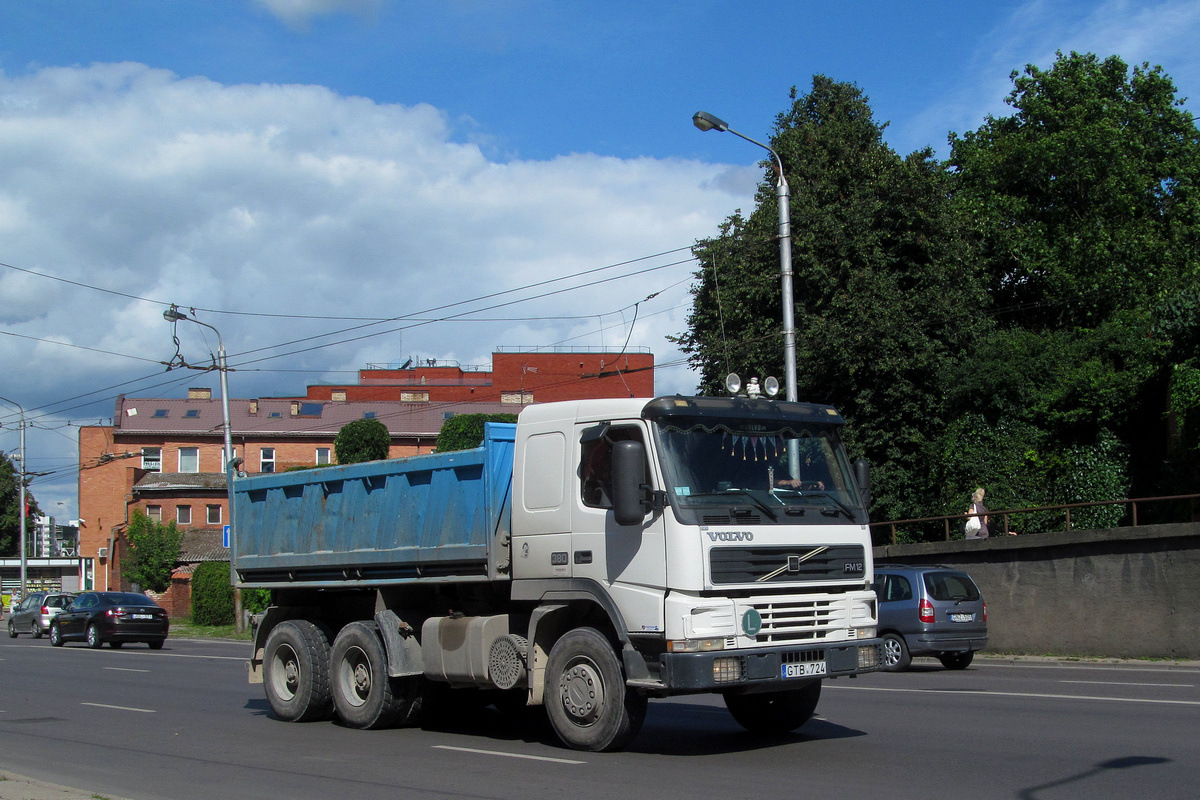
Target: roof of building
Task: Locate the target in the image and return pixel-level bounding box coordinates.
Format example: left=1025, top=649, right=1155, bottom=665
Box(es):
left=133, top=472, right=227, bottom=492
left=178, top=527, right=229, bottom=563
left=112, top=396, right=522, bottom=438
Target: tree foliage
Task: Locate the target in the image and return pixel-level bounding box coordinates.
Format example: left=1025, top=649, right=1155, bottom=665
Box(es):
left=334, top=417, right=391, bottom=464
left=191, top=560, right=235, bottom=626
left=678, top=53, right=1200, bottom=537
left=436, top=413, right=518, bottom=453
left=124, top=511, right=183, bottom=593
left=0, top=452, right=38, bottom=557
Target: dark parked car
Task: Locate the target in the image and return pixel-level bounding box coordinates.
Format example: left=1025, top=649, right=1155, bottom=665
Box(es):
left=873, top=564, right=987, bottom=671
left=49, top=591, right=169, bottom=649
left=8, top=591, right=76, bottom=638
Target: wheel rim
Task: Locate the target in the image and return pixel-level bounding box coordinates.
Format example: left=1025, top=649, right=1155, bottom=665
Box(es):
left=270, top=643, right=301, bottom=702
left=559, top=657, right=605, bottom=726
left=337, top=645, right=373, bottom=708
left=882, top=637, right=901, bottom=666
left=50, top=625, right=59, bottom=644
left=87, top=626, right=98, bottom=646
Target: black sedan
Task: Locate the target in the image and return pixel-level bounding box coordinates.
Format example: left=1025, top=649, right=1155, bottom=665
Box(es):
left=49, top=591, right=170, bottom=649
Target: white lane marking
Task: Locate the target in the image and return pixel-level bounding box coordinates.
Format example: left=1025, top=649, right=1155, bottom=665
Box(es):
left=829, top=685, right=1200, bottom=706
left=81, top=702, right=156, bottom=713
left=104, top=667, right=151, bottom=673
left=432, top=745, right=585, bottom=765
left=1060, top=680, right=1193, bottom=688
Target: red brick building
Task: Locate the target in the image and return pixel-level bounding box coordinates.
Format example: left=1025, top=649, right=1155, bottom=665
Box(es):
left=77, top=349, right=655, bottom=594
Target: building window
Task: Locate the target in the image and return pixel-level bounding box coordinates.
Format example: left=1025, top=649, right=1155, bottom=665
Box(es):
left=331, top=391, right=347, bottom=402
left=179, top=447, right=200, bottom=473
left=316, top=447, right=331, bottom=466
left=142, top=447, right=162, bottom=472
left=184, top=409, right=200, bottom=418
left=401, top=392, right=429, bottom=402
left=153, top=409, right=169, bottom=418
left=146, top=505, right=162, bottom=522
left=501, top=392, right=533, bottom=404
left=207, top=505, right=222, bottom=525
left=261, top=448, right=276, bottom=474
left=177, top=505, right=192, bottom=525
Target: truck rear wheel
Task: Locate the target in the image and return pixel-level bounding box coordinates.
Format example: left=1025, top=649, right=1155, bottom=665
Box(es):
left=724, top=680, right=822, bottom=734
left=330, top=621, right=421, bottom=730
left=545, top=627, right=646, bottom=752
left=264, top=620, right=333, bottom=722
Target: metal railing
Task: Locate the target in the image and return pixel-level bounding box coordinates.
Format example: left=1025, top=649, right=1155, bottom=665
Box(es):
left=871, top=493, right=1200, bottom=546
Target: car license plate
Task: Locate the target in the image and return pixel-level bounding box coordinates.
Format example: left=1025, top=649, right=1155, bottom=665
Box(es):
left=782, top=661, right=827, bottom=679
left=132, top=613, right=153, bottom=620
left=951, top=613, right=974, bottom=623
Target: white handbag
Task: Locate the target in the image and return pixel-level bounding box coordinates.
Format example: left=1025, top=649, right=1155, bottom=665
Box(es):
left=965, top=506, right=982, bottom=534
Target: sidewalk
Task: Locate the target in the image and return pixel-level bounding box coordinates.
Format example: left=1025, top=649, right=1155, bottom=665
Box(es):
left=0, top=771, right=137, bottom=800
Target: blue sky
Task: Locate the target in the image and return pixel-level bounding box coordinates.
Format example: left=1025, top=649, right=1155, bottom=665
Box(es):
left=2, top=0, right=1199, bottom=518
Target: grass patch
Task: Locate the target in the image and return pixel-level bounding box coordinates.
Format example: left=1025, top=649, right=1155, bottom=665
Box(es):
left=169, top=617, right=252, bottom=640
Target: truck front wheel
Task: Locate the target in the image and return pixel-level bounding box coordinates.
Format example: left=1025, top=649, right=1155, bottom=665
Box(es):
left=545, top=628, right=647, bottom=752
left=264, top=620, right=333, bottom=722
left=724, top=680, right=822, bottom=734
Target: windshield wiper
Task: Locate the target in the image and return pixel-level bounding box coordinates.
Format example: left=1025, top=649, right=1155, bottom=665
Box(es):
left=803, top=491, right=858, bottom=520
left=690, top=489, right=779, bottom=520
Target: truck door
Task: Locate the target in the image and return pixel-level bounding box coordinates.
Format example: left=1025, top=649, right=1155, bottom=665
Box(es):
left=572, top=422, right=666, bottom=634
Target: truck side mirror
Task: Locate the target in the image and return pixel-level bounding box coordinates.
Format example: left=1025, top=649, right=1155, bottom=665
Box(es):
left=854, top=459, right=871, bottom=512
left=612, top=440, right=650, bottom=526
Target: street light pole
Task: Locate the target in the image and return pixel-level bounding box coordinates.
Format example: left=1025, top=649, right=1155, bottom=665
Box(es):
left=693, top=111, right=800, bottom=476
left=0, top=395, right=28, bottom=599
left=164, top=306, right=242, bottom=629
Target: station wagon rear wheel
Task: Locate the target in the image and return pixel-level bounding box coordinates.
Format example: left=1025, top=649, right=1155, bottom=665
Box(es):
left=938, top=651, right=974, bottom=670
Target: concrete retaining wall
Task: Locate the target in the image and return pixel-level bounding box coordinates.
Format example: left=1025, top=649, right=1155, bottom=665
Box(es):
left=872, top=522, right=1200, bottom=659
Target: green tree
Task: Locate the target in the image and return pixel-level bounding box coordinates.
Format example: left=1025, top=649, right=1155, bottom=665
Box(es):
left=0, top=452, right=39, bottom=557
left=334, top=417, right=391, bottom=464
left=677, top=76, right=986, bottom=521
left=124, top=511, right=183, bottom=593
left=947, top=51, right=1200, bottom=509
left=190, top=560, right=235, bottom=626
left=436, top=413, right=518, bottom=453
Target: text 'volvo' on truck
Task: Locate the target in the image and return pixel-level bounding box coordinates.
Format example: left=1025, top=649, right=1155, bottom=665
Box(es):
left=234, top=394, right=881, bottom=752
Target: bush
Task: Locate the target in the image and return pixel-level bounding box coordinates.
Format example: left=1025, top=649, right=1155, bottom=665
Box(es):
left=191, top=561, right=235, bottom=626
left=436, top=413, right=518, bottom=452
left=334, top=417, right=391, bottom=464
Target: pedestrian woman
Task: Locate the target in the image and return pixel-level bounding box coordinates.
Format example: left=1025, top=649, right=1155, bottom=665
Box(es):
left=965, top=487, right=989, bottom=539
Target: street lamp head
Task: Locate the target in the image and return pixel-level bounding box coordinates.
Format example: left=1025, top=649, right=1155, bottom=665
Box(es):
left=692, top=111, right=729, bottom=133
left=163, top=306, right=188, bottom=322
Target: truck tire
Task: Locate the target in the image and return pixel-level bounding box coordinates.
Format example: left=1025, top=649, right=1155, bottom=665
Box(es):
left=724, top=680, right=821, bottom=734
left=545, top=627, right=647, bottom=752
left=880, top=632, right=911, bottom=671
left=330, top=622, right=413, bottom=730
left=264, top=619, right=333, bottom=723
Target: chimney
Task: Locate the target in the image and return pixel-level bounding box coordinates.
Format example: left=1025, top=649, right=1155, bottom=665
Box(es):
left=188, top=388, right=213, bottom=400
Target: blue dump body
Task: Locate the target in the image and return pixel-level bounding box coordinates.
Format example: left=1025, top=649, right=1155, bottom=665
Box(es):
left=231, top=423, right=516, bottom=588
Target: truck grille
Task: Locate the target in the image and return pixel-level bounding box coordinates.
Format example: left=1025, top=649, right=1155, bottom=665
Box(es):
left=710, top=544, right=865, bottom=584
left=748, top=598, right=841, bottom=643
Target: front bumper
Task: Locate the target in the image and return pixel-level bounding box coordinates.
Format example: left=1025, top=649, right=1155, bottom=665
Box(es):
left=660, top=638, right=882, bottom=692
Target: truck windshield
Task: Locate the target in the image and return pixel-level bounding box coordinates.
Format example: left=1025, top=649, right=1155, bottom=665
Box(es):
left=653, top=417, right=864, bottom=525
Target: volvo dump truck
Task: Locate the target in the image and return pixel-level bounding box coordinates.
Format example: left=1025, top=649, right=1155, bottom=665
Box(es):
left=234, top=395, right=881, bottom=751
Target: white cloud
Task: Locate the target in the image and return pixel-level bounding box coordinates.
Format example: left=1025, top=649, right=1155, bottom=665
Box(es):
left=0, top=62, right=750, bottom=516
left=254, top=0, right=384, bottom=31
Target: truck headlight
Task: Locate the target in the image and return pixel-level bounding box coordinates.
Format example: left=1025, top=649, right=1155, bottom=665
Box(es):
left=667, top=638, right=726, bottom=653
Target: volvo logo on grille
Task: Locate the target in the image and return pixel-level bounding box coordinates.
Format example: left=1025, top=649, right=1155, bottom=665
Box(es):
left=706, top=531, right=754, bottom=542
